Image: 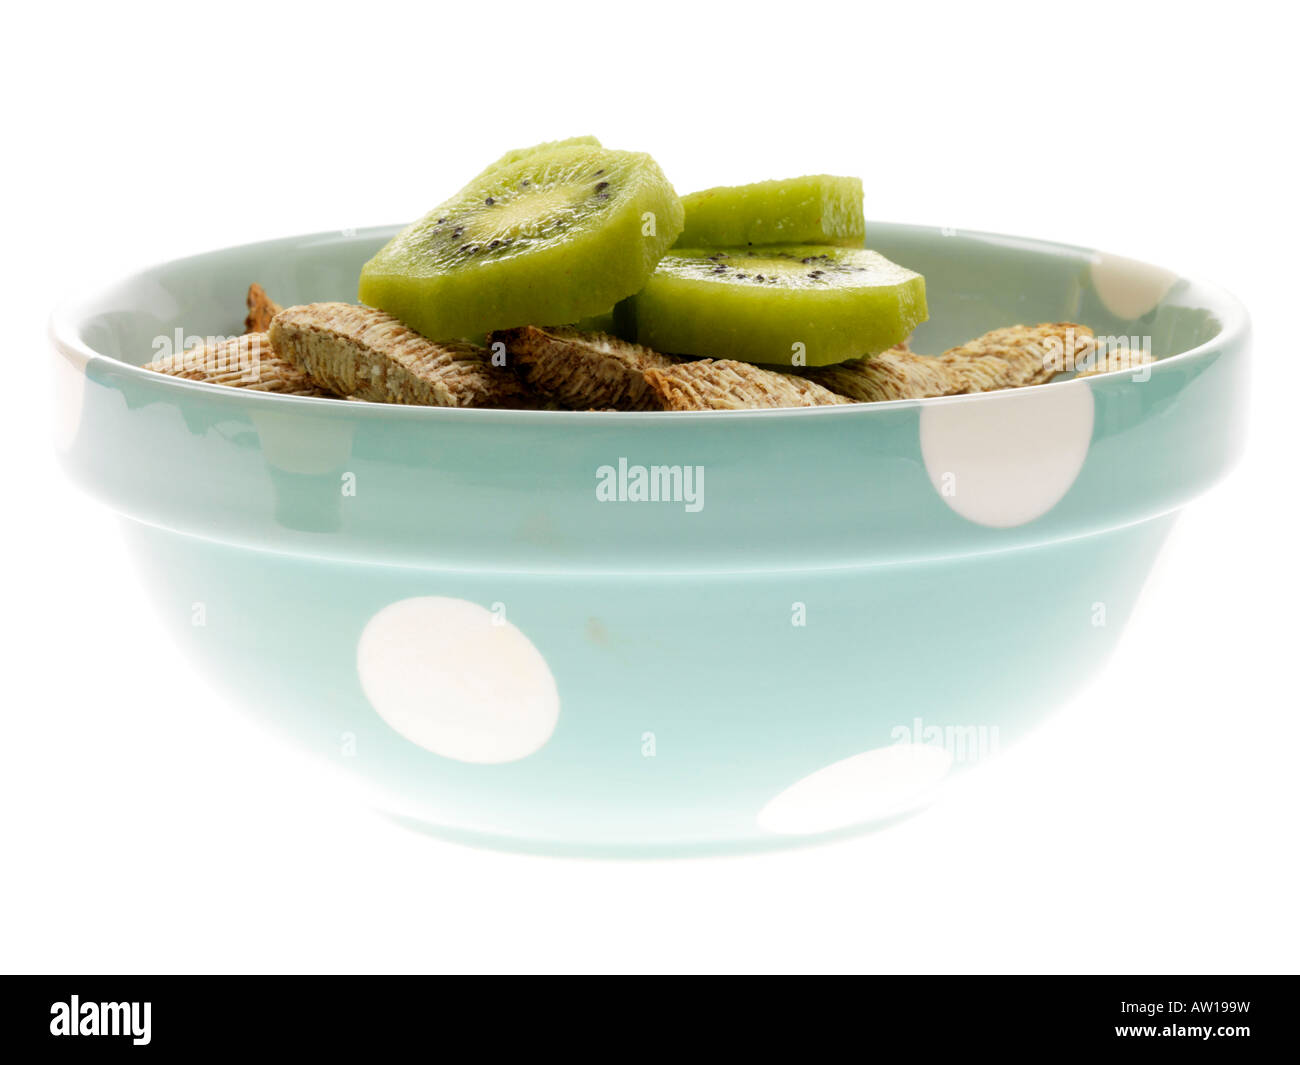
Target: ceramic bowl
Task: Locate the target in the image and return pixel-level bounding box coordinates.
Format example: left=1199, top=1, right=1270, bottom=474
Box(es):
left=50, top=223, right=1249, bottom=855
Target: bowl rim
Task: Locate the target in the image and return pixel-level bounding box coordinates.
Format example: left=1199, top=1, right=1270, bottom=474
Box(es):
left=48, top=220, right=1251, bottom=423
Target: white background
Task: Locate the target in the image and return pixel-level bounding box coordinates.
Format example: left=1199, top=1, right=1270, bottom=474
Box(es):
left=4, top=1, right=1296, bottom=974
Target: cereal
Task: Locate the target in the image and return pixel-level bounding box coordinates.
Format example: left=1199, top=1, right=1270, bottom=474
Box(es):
left=805, top=349, right=957, bottom=402
left=936, top=354, right=1017, bottom=393
left=804, top=323, right=1100, bottom=403
left=144, top=332, right=331, bottom=396
left=940, top=322, right=1095, bottom=388
left=268, top=303, right=534, bottom=408
left=244, top=283, right=282, bottom=334
left=644, top=359, right=850, bottom=410
left=1074, top=345, right=1155, bottom=378
left=148, top=287, right=1122, bottom=410
left=491, top=325, right=677, bottom=411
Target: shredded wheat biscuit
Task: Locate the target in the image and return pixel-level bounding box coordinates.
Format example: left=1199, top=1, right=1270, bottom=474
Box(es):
left=1073, top=345, right=1155, bottom=378
left=801, top=324, right=1096, bottom=403
left=269, top=303, right=533, bottom=408
left=245, top=283, right=282, bottom=334
left=933, top=353, right=1015, bottom=393
left=492, top=325, right=677, bottom=411
left=804, top=349, right=958, bottom=403
left=940, top=322, right=1094, bottom=388
left=644, top=359, right=850, bottom=411
left=145, top=332, right=331, bottom=396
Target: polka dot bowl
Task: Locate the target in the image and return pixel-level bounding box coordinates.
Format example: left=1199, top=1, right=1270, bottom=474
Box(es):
left=51, top=224, right=1249, bottom=855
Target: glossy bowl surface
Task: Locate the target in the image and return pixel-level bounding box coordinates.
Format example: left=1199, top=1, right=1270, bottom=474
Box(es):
left=51, top=223, right=1249, bottom=854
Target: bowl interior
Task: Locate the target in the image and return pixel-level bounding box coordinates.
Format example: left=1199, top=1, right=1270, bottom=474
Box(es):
left=69, top=221, right=1234, bottom=371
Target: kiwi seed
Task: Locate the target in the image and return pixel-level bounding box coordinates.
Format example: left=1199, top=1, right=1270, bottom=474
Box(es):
left=358, top=144, right=686, bottom=339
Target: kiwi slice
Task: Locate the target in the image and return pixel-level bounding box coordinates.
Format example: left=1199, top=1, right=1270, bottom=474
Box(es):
left=360, top=145, right=684, bottom=340
left=674, top=175, right=865, bottom=248
left=469, top=135, right=601, bottom=183
left=621, top=246, right=927, bottom=366
left=570, top=309, right=618, bottom=334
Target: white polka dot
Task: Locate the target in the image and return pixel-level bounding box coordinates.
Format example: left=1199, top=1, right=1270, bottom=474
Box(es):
left=758, top=743, right=954, bottom=836
left=1090, top=252, right=1177, bottom=320
left=920, top=384, right=1094, bottom=527
left=52, top=351, right=87, bottom=452
left=357, top=597, right=559, bottom=764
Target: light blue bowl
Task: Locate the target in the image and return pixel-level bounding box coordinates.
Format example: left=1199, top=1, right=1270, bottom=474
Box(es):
left=50, top=223, right=1249, bottom=855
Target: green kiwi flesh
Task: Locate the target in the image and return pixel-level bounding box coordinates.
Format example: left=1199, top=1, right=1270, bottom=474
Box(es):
left=622, top=245, right=927, bottom=366
left=359, top=145, right=684, bottom=340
